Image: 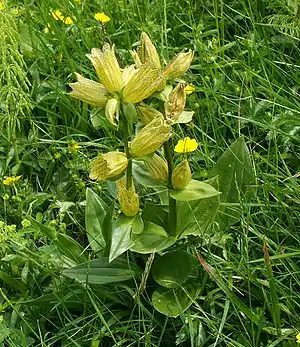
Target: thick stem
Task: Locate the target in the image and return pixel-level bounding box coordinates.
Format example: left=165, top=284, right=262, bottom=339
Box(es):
left=121, top=106, right=133, bottom=189
left=164, top=140, right=177, bottom=237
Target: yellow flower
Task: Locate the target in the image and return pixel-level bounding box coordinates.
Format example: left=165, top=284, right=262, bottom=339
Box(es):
left=44, top=26, right=50, bottom=33
left=297, top=332, right=300, bottom=343
left=185, top=85, right=195, bottom=95
left=74, top=0, right=81, bottom=3
left=87, top=45, right=123, bottom=93
left=3, top=176, right=22, bottom=186
left=0, top=1, right=4, bottom=11
left=51, top=9, right=64, bottom=21
left=130, top=116, right=172, bottom=157
left=164, top=83, right=186, bottom=122
left=68, top=141, right=81, bottom=152
left=94, top=12, right=110, bottom=23
left=163, top=50, right=194, bottom=80
left=89, top=152, right=128, bottom=181
left=116, top=176, right=139, bottom=217
left=69, top=73, right=108, bottom=107
left=64, top=16, right=74, bottom=25
left=172, top=159, right=191, bottom=189
left=174, top=137, right=198, bottom=153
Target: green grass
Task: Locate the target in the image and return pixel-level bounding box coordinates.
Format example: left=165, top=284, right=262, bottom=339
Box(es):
left=0, top=0, right=300, bottom=346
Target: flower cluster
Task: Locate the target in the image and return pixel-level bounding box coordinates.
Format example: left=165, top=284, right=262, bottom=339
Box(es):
left=51, top=9, right=73, bottom=25
left=69, top=32, right=196, bottom=216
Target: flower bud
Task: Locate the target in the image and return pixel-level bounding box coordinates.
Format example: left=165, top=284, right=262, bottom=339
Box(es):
left=89, top=152, right=128, bottom=181
left=87, top=44, right=123, bottom=93
left=171, top=159, right=191, bottom=190
left=69, top=73, right=108, bottom=107
left=163, top=50, right=194, bottom=80
left=138, top=32, right=161, bottom=69
left=164, top=83, right=186, bottom=121
left=130, top=116, right=172, bottom=157
left=144, top=154, right=168, bottom=183
left=137, top=103, right=164, bottom=125
left=105, top=98, right=120, bottom=126
left=116, top=177, right=139, bottom=216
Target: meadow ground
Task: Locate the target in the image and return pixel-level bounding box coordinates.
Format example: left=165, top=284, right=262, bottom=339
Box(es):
left=0, top=0, right=300, bottom=346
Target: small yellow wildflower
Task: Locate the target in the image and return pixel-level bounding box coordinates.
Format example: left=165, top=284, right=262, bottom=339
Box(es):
left=52, top=9, right=64, bottom=21
left=74, top=0, right=81, bottom=3
left=44, top=26, right=50, bottom=33
left=68, top=141, right=81, bottom=152
left=296, top=332, right=300, bottom=343
left=64, top=16, right=73, bottom=25
left=3, top=176, right=22, bottom=186
left=185, top=85, right=195, bottom=95
left=0, top=1, right=4, bottom=11
left=94, top=12, right=110, bottom=23
left=174, top=137, right=198, bottom=154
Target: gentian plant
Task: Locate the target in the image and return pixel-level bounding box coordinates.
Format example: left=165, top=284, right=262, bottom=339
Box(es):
left=64, top=33, right=253, bottom=317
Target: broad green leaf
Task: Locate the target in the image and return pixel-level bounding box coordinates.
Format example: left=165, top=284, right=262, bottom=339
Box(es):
left=63, top=258, right=140, bottom=284
left=130, top=222, right=176, bottom=254
left=85, top=188, right=107, bottom=253
left=132, top=161, right=167, bottom=187
left=210, top=136, right=253, bottom=228
left=28, top=217, right=87, bottom=264
left=152, top=280, right=201, bottom=317
left=177, top=177, right=220, bottom=237
left=0, top=271, right=27, bottom=292
left=142, top=202, right=168, bottom=229
left=109, top=215, right=135, bottom=262
left=152, top=251, right=198, bottom=288
left=169, top=179, right=220, bottom=201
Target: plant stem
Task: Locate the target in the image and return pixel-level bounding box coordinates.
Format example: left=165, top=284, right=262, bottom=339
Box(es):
left=164, top=139, right=177, bottom=237
left=121, top=105, right=133, bottom=189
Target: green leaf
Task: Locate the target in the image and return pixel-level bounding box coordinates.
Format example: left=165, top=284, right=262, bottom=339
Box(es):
left=85, top=188, right=107, bottom=253
left=142, top=202, right=168, bottom=229
left=169, top=179, right=220, bottom=201
left=152, top=280, right=201, bottom=317
left=122, top=103, right=137, bottom=125
left=132, top=161, right=167, bottom=187
left=28, top=217, right=87, bottom=264
left=177, top=111, right=194, bottom=124
left=130, top=222, right=176, bottom=254
left=63, top=258, right=140, bottom=284
left=176, top=177, right=220, bottom=237
left=109, top=215, right=135, bottom=262
left=90, top=108, right=105, bottom=130
left=152, top=251, right=198, bottom=288
left=210, top=136, right=253, bottom=228
left=132, top=213, right=144, bottom=234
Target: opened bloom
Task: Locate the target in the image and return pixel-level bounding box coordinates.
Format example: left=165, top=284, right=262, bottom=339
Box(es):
left=3, top=176, right=22, bottom=186
left=297, top=332, right=300, bottom=343
left=185, top=85, right=195, bottom=95
left=174, top=137, right=198, bottom=153
left=94, top=12, right=110, bottom=23
left=69, top=42, right=163, bottom=125
left=52, top=9, right=64, bottom=21
left=64, top=16, right=74, bottom=25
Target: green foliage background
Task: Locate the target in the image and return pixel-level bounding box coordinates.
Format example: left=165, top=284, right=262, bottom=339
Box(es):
left=0, top=0, right=299, bottom=346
